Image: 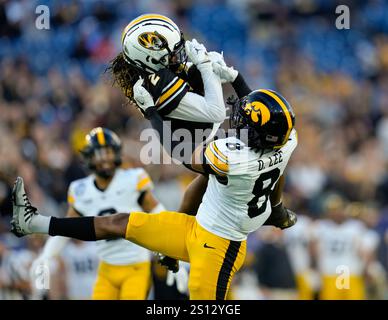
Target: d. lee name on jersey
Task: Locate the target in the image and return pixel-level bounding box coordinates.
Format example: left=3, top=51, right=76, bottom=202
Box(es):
left=258, top=150, right=283, bottom=171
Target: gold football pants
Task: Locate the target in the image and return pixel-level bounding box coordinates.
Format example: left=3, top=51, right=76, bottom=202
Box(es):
left=92, top=260, right=151, bottom=300
left=125, top=211, right=246, bottom=300
left=319, top=275, right=365, bottom=300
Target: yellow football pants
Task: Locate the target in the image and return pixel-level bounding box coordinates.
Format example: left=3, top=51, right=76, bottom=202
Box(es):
left=319, top=275, right=365, bottom=300
left=295, top=273, right=314, bottom=300
left=125, top=211, right=246, bottom=300
left=92, top=260, right=151, bottom=300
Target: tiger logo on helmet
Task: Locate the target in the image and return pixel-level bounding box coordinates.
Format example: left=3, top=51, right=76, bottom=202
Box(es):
left=138, top=32, right=167, bottom=51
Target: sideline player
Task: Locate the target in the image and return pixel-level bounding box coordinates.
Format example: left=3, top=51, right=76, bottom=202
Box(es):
left=30, top=127, right=166, bottom=299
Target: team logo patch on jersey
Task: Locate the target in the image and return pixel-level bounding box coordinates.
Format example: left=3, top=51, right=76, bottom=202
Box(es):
left=244, top=101, right=271, bottom=126
left=74, top=182, right=86, bottom=197
left=138, top=32, right=167, bottom=51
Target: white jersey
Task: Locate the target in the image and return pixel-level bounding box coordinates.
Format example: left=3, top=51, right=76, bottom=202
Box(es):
left=0, top=249, right=35, bottom=300
left=61, top=241, right=99, bottom=300
left=67, top=168, right=153, bottom=265
left=313, top=219, right=378, bottom=276
left=197, top=129, right=298, bottom=241
left=283, top=215, right=313, bottom=274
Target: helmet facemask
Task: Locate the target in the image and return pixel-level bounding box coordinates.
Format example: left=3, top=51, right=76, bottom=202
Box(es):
left=230, top=97, right=262, bottom=151
left=165, top=32, right=187, bottom=73
left=82, top=146, right=122, bottom=180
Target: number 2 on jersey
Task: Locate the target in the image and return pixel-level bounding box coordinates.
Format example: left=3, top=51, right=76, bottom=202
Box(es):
left=149, top=74, right=160, bottom=86
left=248, top=168, right=280, bottom=218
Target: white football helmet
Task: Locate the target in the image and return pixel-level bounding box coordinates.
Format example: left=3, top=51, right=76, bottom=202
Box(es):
left=121, top=14, right=186, bottom=74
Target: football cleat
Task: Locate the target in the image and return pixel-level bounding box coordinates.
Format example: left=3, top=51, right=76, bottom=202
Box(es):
left=10, top=177, right=37, bottom=237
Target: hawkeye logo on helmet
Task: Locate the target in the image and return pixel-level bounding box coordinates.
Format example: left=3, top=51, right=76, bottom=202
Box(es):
left=138, top=32, right=167, bottom=51
left=244, top=101, right=271, bottom=126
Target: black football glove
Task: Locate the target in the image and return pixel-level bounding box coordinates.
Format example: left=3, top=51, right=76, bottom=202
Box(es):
left=264, top=202, right=297, bottom=230
left=157, top=254, right=179, bottom=273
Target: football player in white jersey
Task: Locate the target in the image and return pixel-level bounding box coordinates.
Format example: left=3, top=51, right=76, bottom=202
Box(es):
left=12, top=84, right=298, bottom=299
left=59, top=240, right=99, bottom=300
left=311, top=194, right=379, bottom=300
left=29, top=127, right=167, bottom=299
left=283, top=214, right=317, bottom=299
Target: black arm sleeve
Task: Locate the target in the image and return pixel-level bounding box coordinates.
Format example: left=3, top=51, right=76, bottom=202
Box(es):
left=232, top=73, right=252, bottom=99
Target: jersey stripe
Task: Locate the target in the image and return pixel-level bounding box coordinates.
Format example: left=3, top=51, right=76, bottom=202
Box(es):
left=158, top=82, right=187, bottom=111
left=137, top=176, right=152, bottom=191
left=259, top=89, right=292, bottom=143
left=67, top=194, right=75, bottom=205
left=205, top=145, right=228, bottom=176
left=212, top=142, right=228, bottom=162
left=158, top=78, right=185, bottom=106
left=161, top=76, right=179, bottom=93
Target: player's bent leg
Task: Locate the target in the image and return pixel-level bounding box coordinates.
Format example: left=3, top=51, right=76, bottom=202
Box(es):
left=120, top=261, right=152, bottom=300
left=187, top=221, right=247, bottom=300
left=92, top=262, right=120, bottom=300
left=125, top=211, right=194, bottom=262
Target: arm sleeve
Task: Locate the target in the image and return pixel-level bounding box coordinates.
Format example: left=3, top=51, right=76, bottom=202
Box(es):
left=167, top=63, right=226, bottom=123
left=232, top=73, right=252, bottom=99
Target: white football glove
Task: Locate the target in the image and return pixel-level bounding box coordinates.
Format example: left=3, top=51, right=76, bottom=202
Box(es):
left=208, top=50, right=238, bottom=83
left=133, top=77, right=155, bottom=111
left=166, top=264, right=189, bottom=294
left=185, top=39, right=211, bottom=66
left=208, top=51, right=226, bottom=67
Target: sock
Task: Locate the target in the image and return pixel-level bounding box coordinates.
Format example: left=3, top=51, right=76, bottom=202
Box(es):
left=48, top=217, right=97, bottom=241
left=30, top=215, right=51, bottom=234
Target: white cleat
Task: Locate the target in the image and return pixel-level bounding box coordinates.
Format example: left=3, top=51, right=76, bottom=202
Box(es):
left=11, top=177, right=36, bottom=237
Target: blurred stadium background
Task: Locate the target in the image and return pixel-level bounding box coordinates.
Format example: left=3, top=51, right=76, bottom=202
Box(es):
left=1, top=0, right=388, bottom=300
